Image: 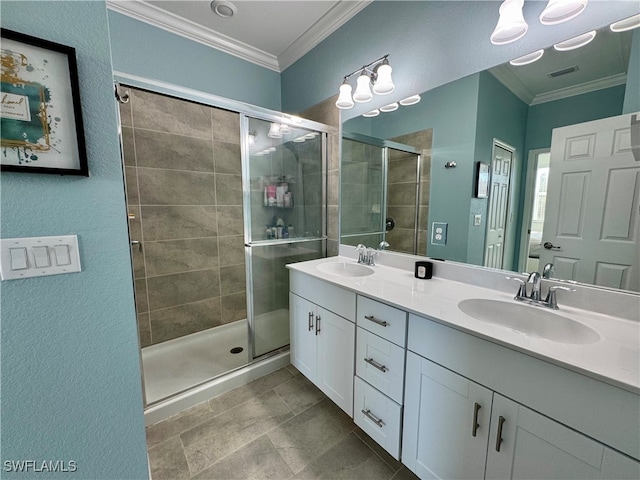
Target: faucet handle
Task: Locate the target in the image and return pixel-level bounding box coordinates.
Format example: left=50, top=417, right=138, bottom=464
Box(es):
left=356, top=244, right=366, bottom=263
left=506, top=276, right=527, bottom=299
left=366, top=247, right=377, bottom=266
left=544, top=285, right=575, bottom=309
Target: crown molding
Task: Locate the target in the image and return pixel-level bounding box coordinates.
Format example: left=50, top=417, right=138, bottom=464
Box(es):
left=106, top=0, right=280, bottom=71
left=489, top=64, right=536, bottom=105
left=107, top=1, right=372, bottom=73
left=278, top=0, right=373, bottom=71
left=530, top=72, right=627, bottom=105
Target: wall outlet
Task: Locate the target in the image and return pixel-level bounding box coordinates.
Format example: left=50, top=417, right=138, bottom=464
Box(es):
left=431, top=222, right=448, bottom=246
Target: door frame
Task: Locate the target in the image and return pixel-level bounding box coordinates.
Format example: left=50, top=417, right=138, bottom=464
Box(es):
left=518, top=148, right=550, bottom=273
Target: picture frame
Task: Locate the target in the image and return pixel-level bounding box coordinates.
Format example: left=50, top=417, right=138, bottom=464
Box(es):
left=1, top=28, right=88, bottom=176
left=475, top=162, right=490, bottom=198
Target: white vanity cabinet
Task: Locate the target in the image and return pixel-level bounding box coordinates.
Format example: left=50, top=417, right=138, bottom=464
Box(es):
left=403, top=315, right=640, bottom=480
left=289, top=271, right=356, bottom=416
left=353, top=295, right=408, bottom=459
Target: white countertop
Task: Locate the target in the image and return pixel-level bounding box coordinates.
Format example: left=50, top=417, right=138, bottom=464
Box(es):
left=288, top=256, right=640, bottom=395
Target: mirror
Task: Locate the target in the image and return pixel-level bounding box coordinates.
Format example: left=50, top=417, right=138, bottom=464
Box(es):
left=341, top=23, right=640, bottom=292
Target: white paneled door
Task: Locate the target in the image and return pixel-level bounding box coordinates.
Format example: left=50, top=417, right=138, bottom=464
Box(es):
left=541, top=113, right=640, bottom=291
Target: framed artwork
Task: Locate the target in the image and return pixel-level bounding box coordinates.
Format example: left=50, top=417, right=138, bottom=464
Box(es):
left=475, top=162, right=490, bottom=198
left=1, top=28, right=88, bottom=175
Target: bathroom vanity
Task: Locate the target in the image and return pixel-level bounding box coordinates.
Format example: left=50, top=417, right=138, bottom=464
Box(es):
left=287, top=249, right=640, bottom=479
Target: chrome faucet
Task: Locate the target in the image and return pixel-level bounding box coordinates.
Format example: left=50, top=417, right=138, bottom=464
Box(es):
left=507, top=270, right=574, bottom=309
left=366, top=247, right=378, bottom=266
left=356, top=244, right=367, bottom=264
left=378, top=241, right=390, bottom=251
left=542, top=262, right=554, bottom=279
left=527, top=271, right=542, bottom=301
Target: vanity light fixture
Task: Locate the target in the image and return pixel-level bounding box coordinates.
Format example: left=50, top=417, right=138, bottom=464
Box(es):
left=539, top=0, right=588, bottom=26
left=335, top=54, right=394, bottom=109
left=279, top=124, right=293, bottom=135
left=490, top=0, right=528, bottom=45
left=553, top=30, right=596, bottom=51
left=379, top=102, right=399, bottom=112
left=362, top=109, right=380, bottom=117
left=510, top=49, right=545, bottom=66
left=267, top=123, right=283, bottom=138
left=399, top=94, right=421, bottom=106
left=610, top=14, right=640, bottom=32
left=293, top=136, right=306, bottom=143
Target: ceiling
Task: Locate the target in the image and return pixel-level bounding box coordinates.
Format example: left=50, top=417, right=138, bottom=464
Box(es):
left=106, top=0, right=372, bottom=72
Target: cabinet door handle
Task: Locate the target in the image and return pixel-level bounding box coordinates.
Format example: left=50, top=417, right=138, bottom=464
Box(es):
left=472, top=402, right=481, bottom=437
left=362, top=409, right=385, bottom=427
left=364, top=315, right=388, bottom=327
left=495, top=416, right=506, bottom=452
left=308, top=312, right=314, bottom=331
left=364, top=357, right=388, bottom=373
left=315, top=315, right=321, bottom=335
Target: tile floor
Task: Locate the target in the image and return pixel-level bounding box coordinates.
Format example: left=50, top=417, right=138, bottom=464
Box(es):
left=146, top=365, right=420, bottom=480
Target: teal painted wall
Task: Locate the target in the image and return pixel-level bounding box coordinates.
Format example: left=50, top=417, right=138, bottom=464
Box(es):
left=525, top=85, right=626, bottom=153
left=471, top=72, right=528, bottom=269
left=107, top=11, right=282, bottom=111
left=1, top=2, right=148, bottom=478
left=623, top=29, right=639, bottom=114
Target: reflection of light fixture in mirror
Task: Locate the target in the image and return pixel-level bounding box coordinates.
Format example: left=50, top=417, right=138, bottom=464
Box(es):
left=335, top=54, right=394, bottom=109
left=293, top=136, right=306, bottom=143
left=267, top=123, right=282, bottom=138
left=554, top=30, right=596, bottom=51
left=539, top=0, right=587, bottom=26
left=379, top=102, right=399, bottom=112
left=304, top=132, right=317, bottom=139
left=491, top=0, right=528, bottom=45
left=279, top=124, right=292, bottom=134
left=362, top=109, right=380, bottom=117
left=510, top=49, right=545, bottom=66
left=372, top=58, right=394, bottom=95
left=210, top=0, right=237, bottom=18
left=399, top=95, right=421, bottom=106
left=248, top=133, right=256, bottom=147
left=336, top=80, right=355, bottom=109
left=610, top=14, right=640, bottom=32
left=255, top=151, right=265, bottom=156
left=266, top=147, right=276, bottom=153
left=353, top=71, right=373, bottom=103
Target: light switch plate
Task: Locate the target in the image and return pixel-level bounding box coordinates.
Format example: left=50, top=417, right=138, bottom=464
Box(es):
left=0, top=235, right=81, bottom=280
left=474, top=214, right=482, bottom=226
left=431, top=222, right=448, bottom=246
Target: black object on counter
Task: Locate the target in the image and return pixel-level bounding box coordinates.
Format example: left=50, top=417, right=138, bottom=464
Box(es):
left=415, top=261, right=433, bottom=279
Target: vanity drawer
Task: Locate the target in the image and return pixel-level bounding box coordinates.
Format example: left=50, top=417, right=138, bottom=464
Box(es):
left=356, top=327, right=405, bottom=403
left=357, top=295, right=407, bottom=346
left=354, top=376, right=402, bottom=460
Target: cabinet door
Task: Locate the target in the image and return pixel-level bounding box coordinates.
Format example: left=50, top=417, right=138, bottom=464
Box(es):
left=402, top=352, right=493, bottom=479
left=486, top=394, right=640, bottom=480
left=316, top=307, right=355, bottom=416
left=289, top=293, right=317, bottom=382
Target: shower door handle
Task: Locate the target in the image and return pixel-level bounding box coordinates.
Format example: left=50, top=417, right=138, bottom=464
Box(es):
left=130, top=240, right=142, bottom=252
left=308, top=312, right=314, bottom=331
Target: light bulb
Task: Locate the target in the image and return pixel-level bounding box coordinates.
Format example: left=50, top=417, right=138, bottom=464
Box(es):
left=510, top=49, right=545, bottom=66
left=610, top=14, right=640, bottom=32
left=399, top=95, right=421, bottom=106
left=335, top=81, right=354, bottom=109
left=490, top=0, right=528, bottom=45
left=267, top=123, right=282, bottom=138
left=279, top=123, right=292, bottom=134
left=362, top=109, right=380, bottom=117
left=379, top=102, right=399, bottom=112
left=353, top=71, right=373, bottom=103
left=373, top=61, right=394, bottom=95
left=553, top=30, right=596, bottom=51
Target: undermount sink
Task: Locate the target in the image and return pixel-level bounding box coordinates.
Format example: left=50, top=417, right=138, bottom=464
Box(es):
left=317, top=261, right=374, bottom=277
left=457, top=298, right=601, bottom=345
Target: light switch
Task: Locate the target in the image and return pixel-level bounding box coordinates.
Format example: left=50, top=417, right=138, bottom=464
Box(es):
left=1, top=235, right=81, bottom=280
left=474, top=215, right=482, bottom=226
left=9, top=247, right=28, bottom=270
left=33, top=246, right=51, bottom=268
left=54, top=245, right=71, bottom=266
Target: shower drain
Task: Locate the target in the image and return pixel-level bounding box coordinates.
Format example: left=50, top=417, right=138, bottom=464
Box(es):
left=230, top=347, right=244, bottom=354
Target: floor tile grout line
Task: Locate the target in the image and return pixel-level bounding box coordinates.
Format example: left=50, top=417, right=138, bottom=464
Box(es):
left=352, top=428, right=403, bottom=474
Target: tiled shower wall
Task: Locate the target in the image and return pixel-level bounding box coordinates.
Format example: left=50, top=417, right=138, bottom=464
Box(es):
left=119, top=87, right=246, bottom=347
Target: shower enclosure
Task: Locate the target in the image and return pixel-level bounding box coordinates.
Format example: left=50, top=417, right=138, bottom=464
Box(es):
left=117, top=82, right=328, bottom=408
left=340, top=133, right=427, bottom=255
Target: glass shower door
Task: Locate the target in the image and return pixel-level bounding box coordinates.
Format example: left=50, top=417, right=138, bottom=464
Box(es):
left=243, top=116, right=326, bottom=358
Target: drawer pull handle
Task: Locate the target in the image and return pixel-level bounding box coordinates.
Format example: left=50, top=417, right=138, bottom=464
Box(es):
left=495, top=416, right=506, bottom=452
left=472, top=402, right=481, bottom=437
left=308, top=312, right=314, bottom=331
left=315, top=315, right=321, bottom=335
left=362, top=409, right=385, bottom=427
left=364, top=357, right=388, bottom=372
left=364, top=315, right=388, bottom=327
